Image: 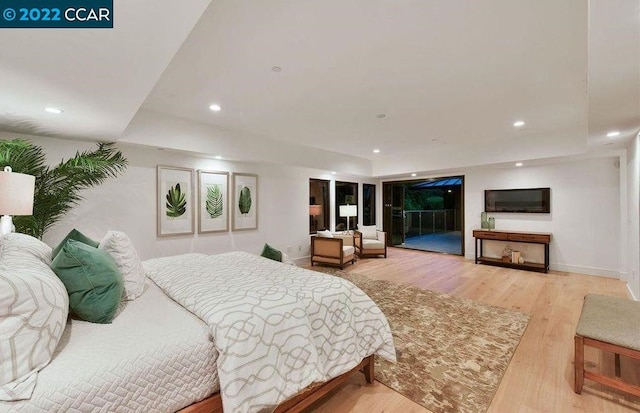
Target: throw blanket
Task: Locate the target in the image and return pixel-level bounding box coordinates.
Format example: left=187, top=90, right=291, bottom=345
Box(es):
left=144, top=251, right=396, bottom=413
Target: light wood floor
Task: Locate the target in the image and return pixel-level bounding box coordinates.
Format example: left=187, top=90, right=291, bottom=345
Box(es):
left=305, top=247, right=640, bottom=413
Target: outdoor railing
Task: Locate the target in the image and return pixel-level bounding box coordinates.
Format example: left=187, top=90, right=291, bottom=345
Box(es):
left=404, top=209, right=456, bottom=238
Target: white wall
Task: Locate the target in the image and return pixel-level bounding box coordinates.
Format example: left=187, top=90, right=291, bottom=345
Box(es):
left=464, top=157, right=621, bottom=277
left=122, top=110, right=373, bottom=177
left=627, top=134, right=640, bottom=299
left=1, top=132, right=627, bottom=282
left=1, top=133, right=375, bottom=261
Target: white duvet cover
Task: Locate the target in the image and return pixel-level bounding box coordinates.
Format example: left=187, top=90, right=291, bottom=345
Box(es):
left=0, top=281, right=219, bottom=413
left=144, top=251, right=396, bottom=413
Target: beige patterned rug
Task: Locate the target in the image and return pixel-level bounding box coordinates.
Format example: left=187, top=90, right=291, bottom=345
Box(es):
left=311, top=268, right=530, bottom=413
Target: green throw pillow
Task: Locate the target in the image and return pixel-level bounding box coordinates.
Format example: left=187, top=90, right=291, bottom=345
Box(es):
left=51, top=239, right=123, bottom=324
left=261, top=243, right=283, bottom=262
left=52, top=229, right=99, bottom=259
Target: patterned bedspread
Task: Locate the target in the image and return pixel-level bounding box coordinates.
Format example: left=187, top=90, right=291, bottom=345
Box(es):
left=144, top=251, right=395, bottom=413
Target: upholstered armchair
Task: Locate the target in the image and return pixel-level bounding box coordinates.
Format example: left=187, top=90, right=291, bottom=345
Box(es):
left=354, top=225, right=387, bottom=258
left=310, top=232, right=355, bottom=269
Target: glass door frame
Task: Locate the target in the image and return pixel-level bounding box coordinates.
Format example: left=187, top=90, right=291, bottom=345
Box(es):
left=382, top=177, right=465, bottom=256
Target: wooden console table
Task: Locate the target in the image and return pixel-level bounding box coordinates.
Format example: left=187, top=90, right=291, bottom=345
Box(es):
left=473, top=229, right=552, bottom=273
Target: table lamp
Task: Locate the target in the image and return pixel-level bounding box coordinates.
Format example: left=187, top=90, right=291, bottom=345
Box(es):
left=0, top=166, right=36, bottom=235
left=309, top=204, right=322, bottom=231
left=339, top=204, right=357, bottom=234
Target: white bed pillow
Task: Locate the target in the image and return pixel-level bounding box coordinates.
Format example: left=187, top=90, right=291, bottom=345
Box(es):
left=0, top=260, right=69, bottom=401
left=358, top=225, right=378, bottom=240
left=0, top=232, right=52, bottom=265
left=98, top=231, right=145, bottom=300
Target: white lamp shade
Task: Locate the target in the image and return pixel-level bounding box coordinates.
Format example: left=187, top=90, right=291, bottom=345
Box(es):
left=339, top=204, right=357, bottom=217
left=0, top=169, right=35, bottom=215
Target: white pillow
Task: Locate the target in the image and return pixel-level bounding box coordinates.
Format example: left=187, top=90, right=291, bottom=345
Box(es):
left=281, top=252, right=297, bottom=266
left=98, top=231, right=145, bottom=300
left=0, top=260, right=68, bottom=401
left=358, top=225, right=378, bottom=240
left=0, top=233, right=52, bottom=266
left=316, top=230, right=333, bottom=238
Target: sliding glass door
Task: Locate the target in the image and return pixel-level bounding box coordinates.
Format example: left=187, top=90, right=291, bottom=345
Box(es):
left=383, top=176, right=464, bottom=255
left=383, top=182, right=405, bottom=246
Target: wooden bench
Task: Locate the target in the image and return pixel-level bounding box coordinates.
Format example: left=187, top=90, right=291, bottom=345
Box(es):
left=574, top=294, right=640, bottom=396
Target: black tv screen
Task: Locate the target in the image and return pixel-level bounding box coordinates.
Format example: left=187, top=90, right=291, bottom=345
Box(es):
left=485, top=188, right=550, bottom=213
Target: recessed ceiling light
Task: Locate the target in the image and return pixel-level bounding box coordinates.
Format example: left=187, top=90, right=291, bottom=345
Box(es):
left=376, top=114, right=386, bottom=119
left=513, top=120, right=525, bottom=127
left=607, top=131, right=620, bottom=137
left=331, top=171, right=336, bottom=175
left=214, top=155, right=222, bottom=160
left=272, top=66, right=282, bottom=72
left=45, top=107, right=63, bottom=114
left=604, top=142, right=614, bottom=146
left=432, top=138, right=438, bottom=142
left=411, top=173, right=417, bottom=177
left=209, top=104, right=221, bottom=112
left=515, top=162, right=523, bottom=167
left=373, top=149, right=380, bottom=153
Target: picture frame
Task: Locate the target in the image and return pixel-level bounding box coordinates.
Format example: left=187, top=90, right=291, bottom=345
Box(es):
left=157, top=166, right=194, bottom=236
left=198, top=170, right=229, bottom=233
left=232, top=173, right=258, bottom=231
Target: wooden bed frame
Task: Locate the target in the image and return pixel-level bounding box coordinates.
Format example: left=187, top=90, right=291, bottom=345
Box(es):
left=179, top=354, right=375, bottom=413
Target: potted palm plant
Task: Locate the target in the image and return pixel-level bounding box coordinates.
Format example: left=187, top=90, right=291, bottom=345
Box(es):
left=0, top=138, right=128, bottom=239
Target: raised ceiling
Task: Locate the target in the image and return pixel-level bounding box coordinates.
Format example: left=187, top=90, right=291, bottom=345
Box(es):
left=0, top=0, right=638, bottom=176
left=0, top=0, right=211, bottom=138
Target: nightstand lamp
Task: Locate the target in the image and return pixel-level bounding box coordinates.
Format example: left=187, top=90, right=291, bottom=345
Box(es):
left=309, top=204, right=322, bottom=231
left=0, top=166, right=36, bottom=235
left=339, top=204, right=357, bottom=234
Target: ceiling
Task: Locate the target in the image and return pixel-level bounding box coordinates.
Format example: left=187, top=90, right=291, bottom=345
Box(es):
left=0, top=0, right=638, bottom=176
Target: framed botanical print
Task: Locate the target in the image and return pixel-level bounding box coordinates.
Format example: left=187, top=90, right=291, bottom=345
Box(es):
left=232, top=173, right=258, bottom=231
left=157, top=166, right=194, bottom=236
left=198, top=170, right=229, bottom=233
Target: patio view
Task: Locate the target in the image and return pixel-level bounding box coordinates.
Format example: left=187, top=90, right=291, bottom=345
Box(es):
left=383, top=177, right=463, bottom=255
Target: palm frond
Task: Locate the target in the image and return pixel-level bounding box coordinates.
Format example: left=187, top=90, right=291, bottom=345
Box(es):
left=0, top=138, right=46, bottom=176
left=0, top=139, right=128, bottom=239
left=52, top=142, right=128, bottom=188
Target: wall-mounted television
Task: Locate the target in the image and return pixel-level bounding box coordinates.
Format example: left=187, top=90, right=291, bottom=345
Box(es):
left=485, top=188, right=551, bottom=213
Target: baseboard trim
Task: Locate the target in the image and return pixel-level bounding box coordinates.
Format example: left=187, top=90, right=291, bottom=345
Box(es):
left=464, top=255, right=620, bottom=279
left=549, top=263, right=620, bottom=279
left=627, top=284, right=638, bottom=301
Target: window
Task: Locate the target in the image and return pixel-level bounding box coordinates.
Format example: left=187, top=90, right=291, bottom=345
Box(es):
left=309, top=179, right=329, bottom=234
left=335, top=181, right=358, bottom=231
left=363, top=183, right=376, bottom=225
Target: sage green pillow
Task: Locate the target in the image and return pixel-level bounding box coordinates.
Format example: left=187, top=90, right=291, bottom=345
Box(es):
left=261, top=243, right=282, bottom=262
left=51, top=239, right=123, bottom=324
left=52, top=229, right=99, bottom=259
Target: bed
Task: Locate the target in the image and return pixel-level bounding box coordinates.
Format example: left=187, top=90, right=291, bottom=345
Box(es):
left=0, top=236, right=396, bottom=413
left=2, top=280, right=219, bottom=413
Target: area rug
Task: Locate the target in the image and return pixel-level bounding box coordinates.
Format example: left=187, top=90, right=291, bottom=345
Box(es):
left=311, top=267, right=530, bottom=413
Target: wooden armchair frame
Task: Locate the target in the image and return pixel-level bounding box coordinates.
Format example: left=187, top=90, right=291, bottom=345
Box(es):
left=310, top=235, right=355, bottom=269
left=354, top=230, right=387, bottom=258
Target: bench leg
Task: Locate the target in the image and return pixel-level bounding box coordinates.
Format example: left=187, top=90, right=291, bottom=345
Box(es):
left=575, top=335, right=585, bottom=393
